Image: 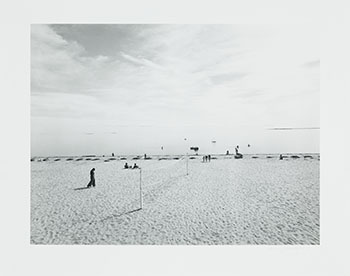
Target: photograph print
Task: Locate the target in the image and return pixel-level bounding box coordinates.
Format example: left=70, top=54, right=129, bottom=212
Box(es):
left=31, top=24, right=319, bottom=245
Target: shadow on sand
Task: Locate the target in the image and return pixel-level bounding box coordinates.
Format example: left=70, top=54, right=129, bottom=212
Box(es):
left=99, top=208, right=142, bottom=223
left=72, top=186, right=142, bottom=222
left=73, top=186, right=91, bottom=191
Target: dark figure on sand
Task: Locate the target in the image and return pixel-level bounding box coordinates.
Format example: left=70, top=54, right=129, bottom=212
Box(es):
left=208, top=155, right=211, bottom=162
left=279, top=154, right=283, bottom=160
left=235, top=146, right=243, bottom=159
left=124, top=162, right=139, bottom=169
left=87, top=168, right=95, bottom=188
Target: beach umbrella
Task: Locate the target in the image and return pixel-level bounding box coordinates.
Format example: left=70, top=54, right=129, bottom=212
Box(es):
left=190, top=146, right=199, bottom=154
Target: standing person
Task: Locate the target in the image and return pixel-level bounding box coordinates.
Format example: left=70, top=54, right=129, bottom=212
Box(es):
left=208, top=155, right=211, bottom=162
left=87, top=168, right=95, bottom=188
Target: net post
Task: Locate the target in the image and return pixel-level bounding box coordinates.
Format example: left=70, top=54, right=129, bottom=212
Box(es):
left=186, top=153, right=189, bottom=175
left=139, top=168, right=143, bottom=209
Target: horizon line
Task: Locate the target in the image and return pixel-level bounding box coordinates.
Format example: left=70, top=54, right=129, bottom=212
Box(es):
left=267, top=127, right=320, bottom=130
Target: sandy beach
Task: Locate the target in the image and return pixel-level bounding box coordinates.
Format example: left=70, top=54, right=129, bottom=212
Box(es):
left=31, top=154, right=319, bottom=245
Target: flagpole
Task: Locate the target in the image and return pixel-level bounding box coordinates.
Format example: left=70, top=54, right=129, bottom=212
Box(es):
left=139, top=168, right=143, bottom=209
left=184, top=137, right=189, bottom=176
left=186, top=152, right=188, bottom=175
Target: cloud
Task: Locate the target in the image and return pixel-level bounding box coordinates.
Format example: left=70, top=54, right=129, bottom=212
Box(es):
left=31, top=25, right=116, bottom=96
left=31, top=25, right=319, bottom=116
left=120, top=52, right=163, bottom=70
left=51, top=24, right=153, bottom=57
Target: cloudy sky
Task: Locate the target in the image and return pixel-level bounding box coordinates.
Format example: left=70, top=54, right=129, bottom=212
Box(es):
left=31, top=24, right=319, bottom=156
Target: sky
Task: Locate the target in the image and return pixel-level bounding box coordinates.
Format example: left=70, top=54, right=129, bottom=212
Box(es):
left=31, top=24, right=319, bottom=156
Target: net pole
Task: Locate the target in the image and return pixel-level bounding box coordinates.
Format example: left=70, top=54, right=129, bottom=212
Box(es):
left=139, top=168, right=143, bottom=209
left=186, top=153, right=189, bottom=175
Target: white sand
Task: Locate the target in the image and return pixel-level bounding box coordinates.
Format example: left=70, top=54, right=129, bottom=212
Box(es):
left=31, top=155, right=319, bottom=244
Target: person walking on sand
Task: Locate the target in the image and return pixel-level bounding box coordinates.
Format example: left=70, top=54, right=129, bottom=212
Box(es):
left=87, top=168, right=95, bottom=188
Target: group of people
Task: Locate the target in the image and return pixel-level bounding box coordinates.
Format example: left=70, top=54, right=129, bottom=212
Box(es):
left=124, top=162, right=139, bottom=169
left=203, top=155, right=212, bottom=162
